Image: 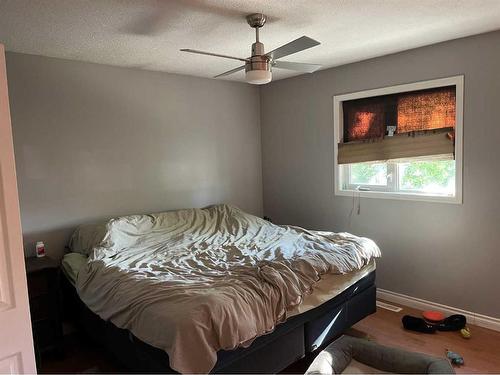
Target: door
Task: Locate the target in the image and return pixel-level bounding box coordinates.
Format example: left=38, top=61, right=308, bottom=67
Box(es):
left=0, top=44, right=37, bottom=373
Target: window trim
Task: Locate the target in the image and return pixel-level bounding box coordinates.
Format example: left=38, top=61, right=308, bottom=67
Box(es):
left=333, top=76, right=464, bottom=204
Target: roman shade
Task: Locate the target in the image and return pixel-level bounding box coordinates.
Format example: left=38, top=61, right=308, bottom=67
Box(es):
left=338, top=86, right=456, bottom=164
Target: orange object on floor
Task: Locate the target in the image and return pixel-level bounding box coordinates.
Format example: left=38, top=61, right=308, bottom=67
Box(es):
left=423, top=311, right=445, bottom=323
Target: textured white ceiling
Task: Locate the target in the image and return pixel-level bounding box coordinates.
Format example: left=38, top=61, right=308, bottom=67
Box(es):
left=1, top=0, right=500, bottom=82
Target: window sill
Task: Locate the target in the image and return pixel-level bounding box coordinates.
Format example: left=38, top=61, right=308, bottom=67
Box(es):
left=335, top=188, right=462, bottom=204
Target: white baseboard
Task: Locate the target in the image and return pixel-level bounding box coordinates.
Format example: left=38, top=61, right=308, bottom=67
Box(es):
left=377, top=288, right=500, bottom=332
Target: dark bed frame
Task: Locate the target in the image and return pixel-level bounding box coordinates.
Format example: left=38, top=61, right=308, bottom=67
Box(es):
left=61, top=270, right=376, bottom=373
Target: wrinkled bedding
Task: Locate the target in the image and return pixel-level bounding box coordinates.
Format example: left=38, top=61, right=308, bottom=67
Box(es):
left=76, top=204, right=380, bottom=373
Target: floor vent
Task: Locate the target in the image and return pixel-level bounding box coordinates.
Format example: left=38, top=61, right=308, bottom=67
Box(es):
left=376, top=300, right=402, bottom=312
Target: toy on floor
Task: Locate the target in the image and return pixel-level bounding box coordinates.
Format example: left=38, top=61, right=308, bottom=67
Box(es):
left=446, top=349, right=464, bottom=366
left=423, top=310, right=445, bottom=324
left=460, top=327, right=471, bottom=339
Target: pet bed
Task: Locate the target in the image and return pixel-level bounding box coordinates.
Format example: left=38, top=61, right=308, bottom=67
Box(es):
left=305, top=335, right=454, bottom=374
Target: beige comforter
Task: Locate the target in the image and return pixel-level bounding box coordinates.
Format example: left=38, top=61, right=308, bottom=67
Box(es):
left=76, top=204, right=380, bottom=373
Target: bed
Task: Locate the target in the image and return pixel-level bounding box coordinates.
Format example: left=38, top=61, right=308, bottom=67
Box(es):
left=61, top=204, right=381, bottom=373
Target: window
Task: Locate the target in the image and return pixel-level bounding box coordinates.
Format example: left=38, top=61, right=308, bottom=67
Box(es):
left=334, top=76, right=463, bottom=203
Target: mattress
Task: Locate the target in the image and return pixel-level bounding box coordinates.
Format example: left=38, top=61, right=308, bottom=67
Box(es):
left=289, top=259, right=376, bottom=317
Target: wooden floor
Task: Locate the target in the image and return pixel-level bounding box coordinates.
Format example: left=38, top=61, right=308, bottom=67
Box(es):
left=354, top=300, right=500, bottom=374
left=40, top=300, right=500, bottom=373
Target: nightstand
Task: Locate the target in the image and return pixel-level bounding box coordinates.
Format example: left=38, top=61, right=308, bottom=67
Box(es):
left=25, top=256, right=64, bottom=367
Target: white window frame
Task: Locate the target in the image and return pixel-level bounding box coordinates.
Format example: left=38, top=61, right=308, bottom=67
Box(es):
left=333, top=76, right=464, bottom=204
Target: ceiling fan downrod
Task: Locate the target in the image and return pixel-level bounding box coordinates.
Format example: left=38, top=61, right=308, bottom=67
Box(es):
left=246, top=13, right=266, bottom=51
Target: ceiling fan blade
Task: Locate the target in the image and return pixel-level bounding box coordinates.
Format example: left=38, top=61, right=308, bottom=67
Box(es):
left=180, top=49, right=248, bottom=62
left=273, top=60, right=321, bottom=73
left=266, top=36, right=320, bottom=61
left=214, top=65, right=245, bottom=78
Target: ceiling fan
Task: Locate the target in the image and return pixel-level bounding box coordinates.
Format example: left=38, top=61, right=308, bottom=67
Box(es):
left=180, top=13, right=321, bottom=84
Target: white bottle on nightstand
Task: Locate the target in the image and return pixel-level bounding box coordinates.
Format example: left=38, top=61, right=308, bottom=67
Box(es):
left=35, top=241, right=46, bottom=257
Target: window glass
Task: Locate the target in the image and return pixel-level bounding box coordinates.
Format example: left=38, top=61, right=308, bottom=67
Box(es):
left=398, top=159, right=455, bottom=195
left=350, top=163, right=388, bottom=186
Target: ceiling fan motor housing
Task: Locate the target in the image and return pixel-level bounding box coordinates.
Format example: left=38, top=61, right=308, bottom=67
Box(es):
left=245, top=55, right=271, bottom=73
left=247, top=40, right=271, bottom=74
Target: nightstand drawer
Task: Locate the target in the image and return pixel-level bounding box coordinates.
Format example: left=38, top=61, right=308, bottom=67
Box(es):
left=29, top=296, right=51, bottom=322
left=27, top=271, right=49, bottom=298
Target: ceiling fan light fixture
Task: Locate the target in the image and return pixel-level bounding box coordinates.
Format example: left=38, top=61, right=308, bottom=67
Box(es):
left=245, top=69, right=272, bottom=85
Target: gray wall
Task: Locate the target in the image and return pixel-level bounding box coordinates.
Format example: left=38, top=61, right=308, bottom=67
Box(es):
left=261, top=31, right=500, bottom=317
left=6, top=52, right=263, bottom=259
